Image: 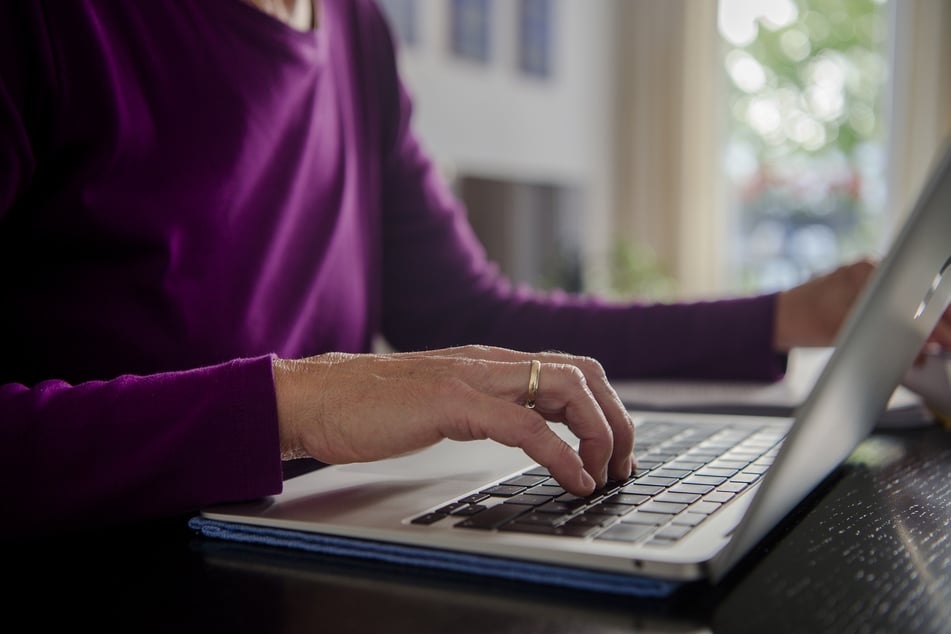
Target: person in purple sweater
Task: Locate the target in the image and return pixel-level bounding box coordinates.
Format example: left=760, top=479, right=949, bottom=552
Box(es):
left=2, top=0, right=947, bottom=538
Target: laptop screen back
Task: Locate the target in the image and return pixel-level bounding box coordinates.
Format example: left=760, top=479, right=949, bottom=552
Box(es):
left=711, top=142, right=951, bottom=581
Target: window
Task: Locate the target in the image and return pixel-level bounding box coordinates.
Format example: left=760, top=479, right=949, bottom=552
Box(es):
left=377, top=0, right=420, bottom=47
left=718, top=0, right=890, bottom=293
left=450, top=0, right=492, bottom=63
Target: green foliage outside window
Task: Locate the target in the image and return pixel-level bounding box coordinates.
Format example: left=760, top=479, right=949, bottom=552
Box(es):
left=720, top=0, right=889, bottom=292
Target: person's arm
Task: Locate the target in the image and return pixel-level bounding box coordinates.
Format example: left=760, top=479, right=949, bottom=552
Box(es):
left=273, top=346, right=635, bottom=497
left=0, top=9, right=283, bottom=537
left=1, top=357, right=284, bottom=539
left=0, top=3, right=46, bottom=217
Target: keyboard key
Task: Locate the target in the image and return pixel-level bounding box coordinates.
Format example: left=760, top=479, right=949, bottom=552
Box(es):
left=634, top=476, right=678, bottom=487
left=670, top=483, right=714, bottom=495
left=502, top=475, right=549, bottom=488
left=603, top=493, right=649, bottom=506
left=596, top=523, right=654, bottom=543
left=588, top=503, right=633, bottom=516
left=731, top=473, right=761, bottom=483
left=664, top=460, right=705, bottom=471
left=704, top=491, right=735, bottom=504
left=651, top=468, right=692, bottom=479
left=504, top=494, right=553, bottom=506
left=620, top=511, right=669, bottom=526
left=511, top=512, right=564, bottom=526
left=682, top=475, right=727, bottom=486
left=664, top=442, right=696, bottom=453
left=694, top=467, right=738, bottom=478
left=555, top=493, right=600, bottom=508
left=682, top=448, right=721, bottom=456
left=455, top=504, right=530, bottom=529
left=639, top=501, right=688, bottom=515
left=688, top=501, right=722, bottom=515
left=621, top=483, right=663, bottom=496
left=671, top=512, right=707, bottom=527
left=501, top=521, right=599, bottom=537
left=717, top=481, right=747, bottom=493
left=481, top=485, right=527, bottom=497
left=722, top=450, right=759, bottom=461
left=708, top=459, right=748, bottom=470
left=451, top=504, right=487, bottom=516
left=459, top=493, right=490, bottom=504
left=411, top=512, right=447, bottom=525
left=566, top=512, right=615, bottom=527
left=527, top=484, right=565, bottom=496
left=652, top=524, right=692, bottom=541
left=554, top=523, right=605, bottom=537
left=600, top=480, right=627, bottom=493
left=654, top=492, right=701, bottom=505
left=537, top=498, right=585, bottom=513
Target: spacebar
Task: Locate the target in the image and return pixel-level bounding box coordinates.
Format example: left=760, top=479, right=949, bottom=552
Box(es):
left=455, top=504, right=529, bottom=529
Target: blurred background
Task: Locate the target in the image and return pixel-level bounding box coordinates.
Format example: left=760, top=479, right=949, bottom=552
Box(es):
left=376, top=0, right=951, bottom=301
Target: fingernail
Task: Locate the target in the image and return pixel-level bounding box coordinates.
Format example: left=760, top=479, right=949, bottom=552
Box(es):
left=580, top=470, right=596, bottom=492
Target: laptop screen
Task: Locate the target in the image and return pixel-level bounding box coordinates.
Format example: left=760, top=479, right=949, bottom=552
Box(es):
left=712, top=141, right=951, bottom=580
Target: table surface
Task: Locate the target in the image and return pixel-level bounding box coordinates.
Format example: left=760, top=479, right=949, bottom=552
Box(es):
left=11, top=423, right=951, bottom=633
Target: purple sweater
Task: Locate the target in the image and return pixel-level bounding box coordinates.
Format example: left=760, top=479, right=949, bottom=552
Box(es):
left=0, top=0, right=783, bottom=535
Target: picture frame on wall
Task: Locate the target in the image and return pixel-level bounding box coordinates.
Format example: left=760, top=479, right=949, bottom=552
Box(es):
left=518, top=0, right=552, bottom=78
left=377, top=0, right=419, bottom=47
left=450, top=0, right=491, bottom=63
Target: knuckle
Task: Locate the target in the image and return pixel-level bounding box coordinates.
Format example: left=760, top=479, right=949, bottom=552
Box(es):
left=561, top=364, right=588, bottom=388
left=459, top=344, right=498, bottom=358
left=456, top=409, right=490, bottom=441
left=623, top=415, right=636, bottom=441
left=561, top=363, right=586, bottom=381
left=514, top=411, right=551, bottom=441
left=433, top=374, right=470, bottom=398
left=551, top=436, right=580, bottom=463
left=576, top=355, right=607, bottom=379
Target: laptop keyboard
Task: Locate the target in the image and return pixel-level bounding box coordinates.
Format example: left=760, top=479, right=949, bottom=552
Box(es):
left=410, top=420, right=786, bottom=547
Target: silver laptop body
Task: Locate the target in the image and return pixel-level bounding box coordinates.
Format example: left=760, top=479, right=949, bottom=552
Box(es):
left=202, top=142, right=951, bottom=584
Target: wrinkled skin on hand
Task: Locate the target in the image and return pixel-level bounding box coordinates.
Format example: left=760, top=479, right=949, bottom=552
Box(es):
left=774, top=258, right=951, bottom=352
left=273, top=345, right=635, bottom=496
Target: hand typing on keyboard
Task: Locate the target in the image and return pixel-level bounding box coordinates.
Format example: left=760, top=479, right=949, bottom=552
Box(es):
left=273, top=345, right=635, bottom=495
left=414, top=421, right=785, bottom=547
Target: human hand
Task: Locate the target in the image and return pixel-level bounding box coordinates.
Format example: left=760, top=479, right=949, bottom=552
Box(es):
left=272, top=345, right=634, bottom=496
left=773, top=258, right=951, bottom=352
left=772, top=259, right=875, bottom=351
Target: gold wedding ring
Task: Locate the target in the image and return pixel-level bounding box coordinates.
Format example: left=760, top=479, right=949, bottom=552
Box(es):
left=525, top=359, right=541, bottom=409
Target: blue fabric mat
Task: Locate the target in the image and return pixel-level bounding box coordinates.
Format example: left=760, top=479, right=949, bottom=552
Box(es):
left=189, top=516, right=681, bottom=598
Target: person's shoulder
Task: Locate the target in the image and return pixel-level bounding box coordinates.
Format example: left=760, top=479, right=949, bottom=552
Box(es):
left=325, top=0, right=389, bottom=23
left=324, top=0, right=396, bottom=47
left=324, top=0, right=400, bottom=87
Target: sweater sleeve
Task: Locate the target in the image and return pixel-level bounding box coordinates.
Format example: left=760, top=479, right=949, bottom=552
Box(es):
left=0, top=6, right=283, bottom=537
left=0, top=2, right=47, bottom=219
left=371, top=15, right=785, bottom=382
left=1, top=356, right=284, bottom=539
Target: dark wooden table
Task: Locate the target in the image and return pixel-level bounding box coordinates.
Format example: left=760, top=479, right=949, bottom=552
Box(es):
left=10, top=426, right=951, bottom=633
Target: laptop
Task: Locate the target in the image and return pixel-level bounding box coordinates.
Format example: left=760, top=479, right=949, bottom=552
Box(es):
left=196, top=141, right=951, bottom=591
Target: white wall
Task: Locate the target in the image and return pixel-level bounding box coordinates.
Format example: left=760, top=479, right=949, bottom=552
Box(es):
left=389, top=0, right=619, bottom=283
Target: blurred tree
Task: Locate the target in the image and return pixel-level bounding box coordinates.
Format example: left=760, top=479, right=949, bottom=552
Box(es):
left=719, top=0, right=888, bottom=291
